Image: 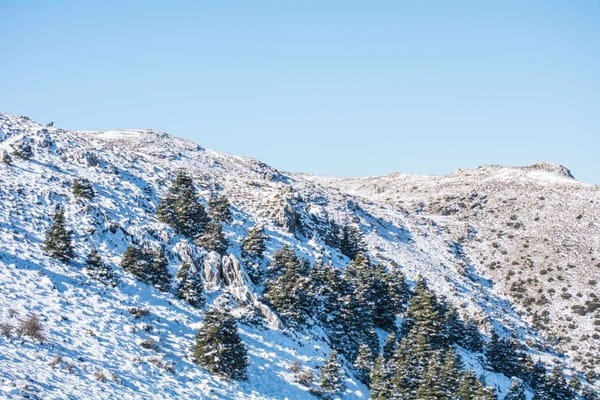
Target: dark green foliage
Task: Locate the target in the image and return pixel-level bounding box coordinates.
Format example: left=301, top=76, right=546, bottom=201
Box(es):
left=457, top=370, right=496, bottom=400
left=12, top=141, right=32, bottom=159
left=544, top=366, right=573, bottom=400
left=416, top=353, right=446, bottom=400
left=2, top=151, right=12, bottom=164
left=340, top=225, right=366, bottom=260
left=176, top=262, right=204, bottom=307
left=505, top=378, right=526, bottom=400
left=439, top=348, right=464, bottom=397
left=582, top=387, right=600, bottom=400
left=320, top=350, right=342, bottom=393
left=263, top=247, right=312, bottom=328
left=241, top=224, right=267, bottom=259
left=401, top=278, right=446, bottom=348
left=85, top=248, right=118, bottom=286
left=72, top=178, right=95, bottom=199
left=460, top=319, right=484, bottom=352
left=121, top=244, right=171, bottom=291
left=369, top=355, right=392, bottom=399
left=196, top=221, right=228, bottom=255
left=485, top=331, right=521, bottom=378
left=156, top=170, right=209, bottom=237
left=382, top=331, right=397, bottom=363
left=353, top=343, right=373, bottom=385
left=193, top=307, right=248, bottom=380
left=241, top=224, right=267, bottom=284
left=208, top=194, right=232, bottom=223
left=43, top=207, right=74, bottom=262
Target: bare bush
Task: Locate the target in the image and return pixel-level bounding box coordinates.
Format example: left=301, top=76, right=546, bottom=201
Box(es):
left=0, top=322, right=13, bottom=338
left=128, top=307, right=149, bottom=319
left=18, top=314, right=45, bottom=342
left=93, top=370, right=107, bottom=382
left=139, top=338, right=157, bottom=350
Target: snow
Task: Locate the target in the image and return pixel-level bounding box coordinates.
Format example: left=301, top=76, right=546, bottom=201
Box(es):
left=0, top=112, right=598, bottom=397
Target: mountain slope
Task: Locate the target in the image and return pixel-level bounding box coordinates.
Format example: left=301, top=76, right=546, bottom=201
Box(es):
left=0, top=112, right=598, bottom=398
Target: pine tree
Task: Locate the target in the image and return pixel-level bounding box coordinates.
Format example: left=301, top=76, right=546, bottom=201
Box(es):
left=208, top=194, right=232, bottom=223
left=241, top=224, right=267, bottom=284
left=43, top=207, right=74, bottom=262
left=85, top=248, right=117, bottom=286
left=401, top=278, right=446, bottom=348
left=370, top=355, right=391, bottom=399
left=241, top=224, right=267, bottom=259
left=263, top=254, right=311, bottom=328
left=196, top=221, right=228, bottom=255
left=416, top=354, right=447, bottom=400
left=340, top=225, right=366, bottom=260
left=176, top=262, right=204, bottom=307
left=193, top=307, right=248, bottom=380
left=440, top=348, right=463, bottom=398
left=72, top=178, right=95, bottom=199
left=567, top=374, right=581, bottom=396
left=320, top=350, right=342, bottom=393
left=2, top=151, right=12, bottom=165
left=505, top=378, right=526, bottom=400
left=156, top=170, right=209, bottom=237
left=545, top=366, right=572, bottom=400
left=485, top=331, right=520, bottom=377
left=353, top=343, right=373, bottom=385
left=12, top=141, right=32, bottom=159
left=121, top=244, right=171, bottom=291
left=582, top=387, right=600, bottom=400
left=383, top=331, right=397, bottom=362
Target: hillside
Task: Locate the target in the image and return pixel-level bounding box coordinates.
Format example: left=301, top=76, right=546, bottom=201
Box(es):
left=0, top=112, right=598, bottom=399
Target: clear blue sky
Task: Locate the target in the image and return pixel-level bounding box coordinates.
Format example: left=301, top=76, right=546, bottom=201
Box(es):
left=2, top=1, right=599, bottom=184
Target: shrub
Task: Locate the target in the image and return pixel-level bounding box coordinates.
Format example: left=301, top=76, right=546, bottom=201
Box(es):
left=18, top=314, right=45, bottom=342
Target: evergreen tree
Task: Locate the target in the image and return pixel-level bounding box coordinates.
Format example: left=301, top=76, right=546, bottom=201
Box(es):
left=440, top=348, right=463, bottom=398
left=401, top=278, right=446, bottom=348
left=582, top=387, right=600, bottom=400
left=485, top=331, right=520, bottom=377
left=156, top=171, right=209, bottom=237
left=340, top=225, right=366, bottom=260
left=320, top=350, right=342, bottom=393
left=121, top=244, right=171, bottom=291
left=241, top=224, right=267, bottom=259
left=12, top=141, right=32, bottom=159
left=457, top=370, right=493, bottom=400
left=545, top=366, right=572, bottom=400
left=208, top=194, right=232, bottom=223
left=2, top=151, right=12, bottom=165
left=370, top=355, right=391, bottom=399
left=460, top=319, right=484, bottom=352
left=505, top=378, right=526, bottom=400
left=353, top=343, right=373, bottom=385
left=43, top=207, right=74, bottom=262
left=72, top=178, right=95, bottom=199
left=382, top=331, right=397, bottom=362
left=193, top=307, right=248, bottom=380
left=567, top=374, right=581, bottom=396
left=176, top=262, right=204, bottom=307
left=85, top=248, right=117, bottom=286
left=416, top=354, right=447, bottom=400
left=263, top=253, right=312, bottom=328
left=241, top=224, right=267, bottom=284
left=384, top=269, right=411, bottom=314
left=196, top=221, right=228, bottom=255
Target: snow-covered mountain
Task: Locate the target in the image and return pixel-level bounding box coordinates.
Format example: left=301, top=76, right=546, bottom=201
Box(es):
left=0, top=112, right=598, bottom=399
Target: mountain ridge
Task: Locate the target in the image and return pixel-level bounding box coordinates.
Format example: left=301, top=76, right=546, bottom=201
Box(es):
left=0, top=112, right=598, bottom=399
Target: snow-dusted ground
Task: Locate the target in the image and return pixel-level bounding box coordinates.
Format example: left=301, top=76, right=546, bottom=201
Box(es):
left=0, top=112, right=597, bottom=398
